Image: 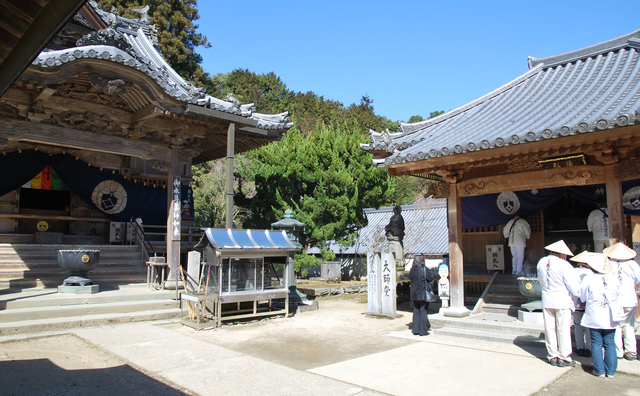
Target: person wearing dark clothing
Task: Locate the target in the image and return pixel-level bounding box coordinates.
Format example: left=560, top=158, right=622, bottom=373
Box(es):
left=410, top=255, right=434, bottom=336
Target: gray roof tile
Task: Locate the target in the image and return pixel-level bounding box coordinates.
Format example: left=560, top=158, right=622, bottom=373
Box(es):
left=362, top=28, right=640, bottom=166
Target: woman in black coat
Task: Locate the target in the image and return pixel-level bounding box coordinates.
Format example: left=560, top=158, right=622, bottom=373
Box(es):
left=409, top=255, right=434, bottom=336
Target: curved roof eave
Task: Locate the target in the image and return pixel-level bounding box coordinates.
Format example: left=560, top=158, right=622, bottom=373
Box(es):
left=363, top=28, right=640, bottom=168
left=30, top=3, right=293, bottom=133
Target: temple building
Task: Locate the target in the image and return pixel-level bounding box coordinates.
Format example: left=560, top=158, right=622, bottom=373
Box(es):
left=0, top=1, right=292, bottom=288
left=361, top=28, right=640, bottom=316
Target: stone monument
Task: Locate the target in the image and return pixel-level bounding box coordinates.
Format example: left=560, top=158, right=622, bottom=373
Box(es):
left=367, top=251, right=397, bottom=318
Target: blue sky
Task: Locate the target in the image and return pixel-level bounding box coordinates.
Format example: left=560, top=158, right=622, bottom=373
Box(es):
left=197, top=0, right=639, bottom=123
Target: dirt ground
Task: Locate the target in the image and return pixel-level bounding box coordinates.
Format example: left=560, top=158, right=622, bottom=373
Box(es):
left=0, top=294, right=639, bottom=395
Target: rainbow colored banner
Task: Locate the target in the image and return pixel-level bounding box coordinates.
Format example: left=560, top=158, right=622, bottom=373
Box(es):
left=22, top=165, right=68, bottom=190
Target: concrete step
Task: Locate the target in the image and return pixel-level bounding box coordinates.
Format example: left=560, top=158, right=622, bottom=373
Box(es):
left=433, top=327, right=545, bottom=347
left=0, top=268, right=146, bottom=280
left=481, top=303, right=523, bottom=316
left=429, top=313, right=544, bottom=338
left=0, top=290, right=177, bottom=310
left=0, top=275, right=148, bottom=289
left=0, top=299, right=178, bottom=322
left=484, top=293, right=528, bottom=304
left=0, top=308, right=180, bottom=336
left=0, top=260, right=144, bottom=270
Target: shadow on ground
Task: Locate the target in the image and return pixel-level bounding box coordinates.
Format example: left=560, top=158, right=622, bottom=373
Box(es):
left=0, top=359, right=187, bottom=396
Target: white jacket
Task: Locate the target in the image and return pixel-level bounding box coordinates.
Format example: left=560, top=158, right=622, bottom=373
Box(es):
left=579, top=272, right=621, bottom=329
left=503, top=218, right=531, bottom=247
left=587, top=208, right=609, bottom=241
left=613, top=259, right=640, bottom=308
left=537, top=254, right=581, bottom=310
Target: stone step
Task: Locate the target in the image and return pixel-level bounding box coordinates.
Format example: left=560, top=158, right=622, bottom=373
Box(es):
left=0, top=290, right=176, bottom=310
left=0, top=299, right=178, bottom=323
left=433, top=327, right=545, bottom=347
left=484, top=292, right=528, bottom=304
left=0, top=275, right=148, bottom=289
left=481, top=303, right=524, bottom=316
left=428, top=313, right=544, bottom=338
left=0, top=267, right=146, bottom=279
left=0, top=308, right=180, bottom=336
left=0, top=260, right=144, bottom=270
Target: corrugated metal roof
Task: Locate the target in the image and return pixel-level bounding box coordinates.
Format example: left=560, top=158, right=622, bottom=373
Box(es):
left=307, top=198, right=449, bottom=256
left=361, top=28, right=640, bottom=167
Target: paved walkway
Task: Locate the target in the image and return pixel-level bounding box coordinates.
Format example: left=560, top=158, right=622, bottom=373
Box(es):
left=2, top=296, right=640, bottom=395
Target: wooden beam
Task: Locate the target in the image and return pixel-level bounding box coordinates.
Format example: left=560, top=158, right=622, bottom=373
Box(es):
left=448, top=183, right=465, bottom=308
left=130, top=103, right=163, bottom=123
left=457, top=165, right=607, bottom=197
left=185, top=104, right=257, bottom=128
left=0, top=119, right=170, bottom=161
left=605, top=165, right=625, bottom=244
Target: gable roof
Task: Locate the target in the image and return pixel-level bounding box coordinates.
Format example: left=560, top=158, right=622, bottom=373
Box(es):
left=361, top=28, right=640, bottom=168
left=307, top=198, right=449, bottom=256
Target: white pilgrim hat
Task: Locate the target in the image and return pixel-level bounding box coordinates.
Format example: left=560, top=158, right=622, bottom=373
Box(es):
left=603, top=242, right=637, bottom=261
left=583, top=253, right=612, bottom=274
left=569, top=251, right=590, bottom=264
left=545, top=240, right=574, bottom=256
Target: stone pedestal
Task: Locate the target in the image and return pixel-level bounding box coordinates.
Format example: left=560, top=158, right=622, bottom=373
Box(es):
left=58, top=284, right=99, bottom=294
left=321, top=261, right=340, bottom=281
left=518, top=310, right=544, bottom=323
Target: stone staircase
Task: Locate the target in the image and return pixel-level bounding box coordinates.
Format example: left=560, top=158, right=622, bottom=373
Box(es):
left=0, top=286, right=180, bottom=336
left=480, top=274, right=529, bottom=316
left=0, top=244, right=147, bottom=289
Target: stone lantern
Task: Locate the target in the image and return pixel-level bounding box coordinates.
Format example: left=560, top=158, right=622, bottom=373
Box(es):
left=271, top=209, right=310, bottom=306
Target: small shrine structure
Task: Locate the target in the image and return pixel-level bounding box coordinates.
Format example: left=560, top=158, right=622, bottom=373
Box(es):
left=361, top=28, right=640, bottom=316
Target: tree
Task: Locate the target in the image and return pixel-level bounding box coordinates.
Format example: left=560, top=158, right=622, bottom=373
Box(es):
left=96, top=0, right=212, bottom=88
left=236, top=123, right=395, bottom=250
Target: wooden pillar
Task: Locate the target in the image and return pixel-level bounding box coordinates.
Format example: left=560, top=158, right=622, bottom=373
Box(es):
left=166, top=147, right=181, bottom=281
left=448, top=182, right=465, bottom=308
left=605, top=166, right=625, bottom=244
left=225, top=122, right=235, bottom=229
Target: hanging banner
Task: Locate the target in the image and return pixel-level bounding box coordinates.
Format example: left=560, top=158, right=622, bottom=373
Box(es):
left=22, top=165, right=69, bottom=190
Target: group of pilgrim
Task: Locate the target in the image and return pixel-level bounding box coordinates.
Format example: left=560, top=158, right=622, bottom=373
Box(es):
left=538, top=239, right=640, bottom=378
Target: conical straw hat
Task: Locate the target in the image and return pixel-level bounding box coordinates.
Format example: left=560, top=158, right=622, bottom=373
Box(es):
left=584, top=253, right=612, bottom=274
left=603, top=242, right=637, bottom=261
left=545, top=240, right=574, bottom=256
left=570, top=251, right=590, bottom=263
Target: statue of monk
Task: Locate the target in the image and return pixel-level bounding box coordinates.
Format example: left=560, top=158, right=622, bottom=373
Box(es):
left=385, top=205, right=405, bottom=247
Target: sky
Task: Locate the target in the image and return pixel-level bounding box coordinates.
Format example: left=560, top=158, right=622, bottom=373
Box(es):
left=196, top=0, right=639, bottom=123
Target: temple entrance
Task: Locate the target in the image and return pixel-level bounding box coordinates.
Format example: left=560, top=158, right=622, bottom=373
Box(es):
left=543, top=192, right=595, bottom=254
left=17, top=187, right=71, bottom=234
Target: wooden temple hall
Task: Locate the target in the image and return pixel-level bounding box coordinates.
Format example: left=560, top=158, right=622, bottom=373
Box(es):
left=0, top=1, right=292, bottom=288
left=362, top=28, right=640, bottom=316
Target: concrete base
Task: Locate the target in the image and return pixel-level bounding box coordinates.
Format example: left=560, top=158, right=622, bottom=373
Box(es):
left=442, top=306, right=472, bottom=318
left=58, top=284, right=99, bottom=294
left=518, top=310, right=543, bottom=324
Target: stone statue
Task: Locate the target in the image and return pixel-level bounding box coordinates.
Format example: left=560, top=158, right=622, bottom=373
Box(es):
left=385, top=205, right=405, bottom=247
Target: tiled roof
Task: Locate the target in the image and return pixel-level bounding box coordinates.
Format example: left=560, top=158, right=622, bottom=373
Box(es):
left=30, top=1, right=292, bottom=132
left=306, top=198, right=449, bottom=256
left=361, top=28, right=640, bottom=167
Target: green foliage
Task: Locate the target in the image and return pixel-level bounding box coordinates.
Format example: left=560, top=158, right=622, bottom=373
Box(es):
left=408, top=115, right=424, bottom=123
left=96, top=0, right=212, bottom=88
left=236, top=124, right=394, bottom=249
left=293, top=251, right=320, bottom=277
left=429, top=110, right=445, bottom=118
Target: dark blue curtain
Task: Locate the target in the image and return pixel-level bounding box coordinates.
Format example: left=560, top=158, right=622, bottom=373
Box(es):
left=0, top=150, right=193, bottom=225
left=461, top=179, right=640, bottom=228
